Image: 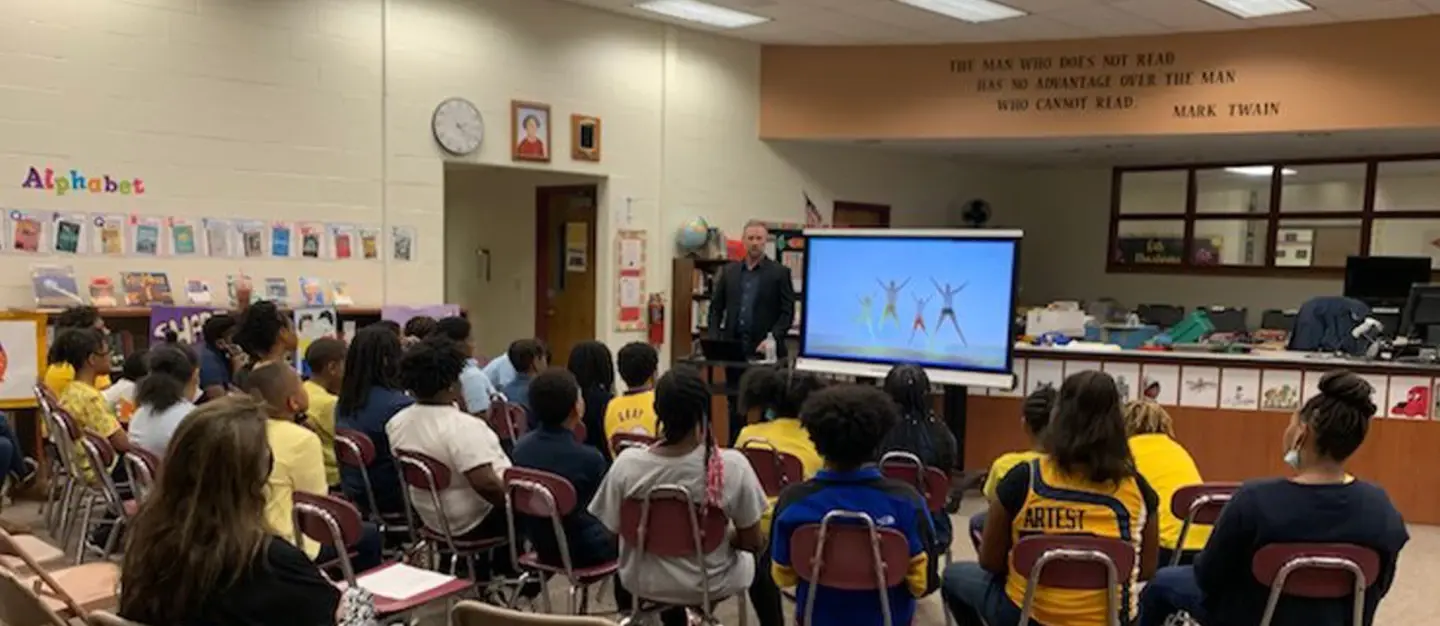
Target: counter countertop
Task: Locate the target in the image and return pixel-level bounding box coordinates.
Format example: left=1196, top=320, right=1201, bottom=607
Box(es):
left=1014, top=344, right=1440, bottom=373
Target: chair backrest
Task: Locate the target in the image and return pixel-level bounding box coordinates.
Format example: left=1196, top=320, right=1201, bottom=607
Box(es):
left=739, top=439, right=806, bottom=498
left=1011, top=535, right=1136, bottom=591
left=1252, top=543, right=1381, bottom=597
left=334, top=428, right=376, bottom=468
left=618, top=484, right=729, bottom=557
left=504, top=467, right=579, bottom=518
left=0, top=568, right=69, bottom=626
left=1253, top=543, right=1380, bottom=626
left=0, top=528, right=89, bottom=619
left=123, top=449, right=161, bottom=500
left=610, top=432, right=657, bottom=453
left=791, top=511, right=912, bottom=590
left=395, top=449, right=454, bottom=492
left=878, top=451, right=951, bottom=512
left=293, top=492, right=364, bottom=582
left=450, top=599, right=617, bottom=625
left=487, top=399, right=529, bottom=441
left=1170, top=482, right=1240, bottom=525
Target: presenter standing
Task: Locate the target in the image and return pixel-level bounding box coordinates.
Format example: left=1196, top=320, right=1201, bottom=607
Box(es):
left=708, top=220, right=796, bottom=441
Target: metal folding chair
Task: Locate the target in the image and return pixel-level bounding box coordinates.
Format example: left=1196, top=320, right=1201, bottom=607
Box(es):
left=122, top=448, right=161, bottom=503
left=73, top=433, right=135, bottom=564
left=1252, top=543, right=1380, bottom=626
left=488, top=398, right=530, bottom=444
left=0, top=527, right=119, bottom=620
left=1011, top=535, right=1137, bottom=626
left=394, top=449, right=508, bottom=584
left=334, top=428, right=412, bottom=548
left=292, top=491, right=471, bottom=617
left=616, top=484, right=744, bottom=626
left=791, top=510, right=913, bottom=626
left=503, top=467, right=619, bottom=614
left=1169, top=482, right=1239, bottom=566
left=738, top=438, right=805, bottom=498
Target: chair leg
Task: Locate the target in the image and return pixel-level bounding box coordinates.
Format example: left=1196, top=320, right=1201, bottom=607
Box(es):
left=567, top=583, right=583, bottom=615
left=73, top=495, right=94, bottom=565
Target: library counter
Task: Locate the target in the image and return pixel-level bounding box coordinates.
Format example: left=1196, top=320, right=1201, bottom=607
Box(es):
left=966, top=345, right=1440, bottom=524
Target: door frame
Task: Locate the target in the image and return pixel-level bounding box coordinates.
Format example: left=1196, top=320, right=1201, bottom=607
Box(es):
left=533, top=184, right=599, bottom=342
left=832, top=200, right=892, bottom=227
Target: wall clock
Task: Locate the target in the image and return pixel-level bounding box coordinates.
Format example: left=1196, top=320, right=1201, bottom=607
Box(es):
left=431, top=97, right=484, bottom=156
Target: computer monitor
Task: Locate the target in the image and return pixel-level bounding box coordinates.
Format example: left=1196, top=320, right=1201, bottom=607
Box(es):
left=1398, top=284, right=1440, bottom=344
left=1344, top=256, right=1432, bottom=308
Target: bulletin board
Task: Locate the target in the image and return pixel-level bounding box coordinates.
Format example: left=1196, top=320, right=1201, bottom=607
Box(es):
left=615, top=230, right=647, bottom=332
left=0, top=311, right=47, bottom=409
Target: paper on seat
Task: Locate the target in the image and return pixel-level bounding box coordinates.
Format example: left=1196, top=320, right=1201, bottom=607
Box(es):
left=355, top=563, right=456, bottom=599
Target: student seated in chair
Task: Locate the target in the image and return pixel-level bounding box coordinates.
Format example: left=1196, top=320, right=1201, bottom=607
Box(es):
left=970, top=386, right=1054, bottom=551
left=1124, top=400, right=1209, bottom=566
left=44, top=306, right=112, bottom=395
left=120, top=396, right=340, bottom=626
left=944, top=370, right=1159, bottom=626
left=128, top=345, right=198, bottom=457
left=879, top=364, right=958, bottom=549
left=602, top=342, right=660, bottom=458
left=1138, top=371, right=1409, bottom=626
left=250, top=363, right=383, bottom=574
left=770, top=384, right=939, bottom=626
left=589, top=366, right=769, bottom=626
left=301, top=337, right=346, bottom=489
left=511, top=367, right=631, bottom=608
left=54, top=328, right=134, bottom=483
left=500, top=339, right=547, bottom=428
left=336, top=326, right=413, bottom=518
left=733, top=364, right=827, bottom=626
left=387, top=336, right=518, bottom=578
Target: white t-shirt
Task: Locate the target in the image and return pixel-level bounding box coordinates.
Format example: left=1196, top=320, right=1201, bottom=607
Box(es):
left=385, top=402, right=511, bottom=535
left=102, top=379, right=137, bottom=415
left=128, top=400, right=196, bottom=458
left=589, top=445, right=767, bottom=605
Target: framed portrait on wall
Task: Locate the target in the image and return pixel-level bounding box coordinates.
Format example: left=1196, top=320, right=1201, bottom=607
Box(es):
left=0, top=311, right=47, bottom=409
left=511, top=100, right=551, bottom=162
left=571, top=114, right=601, bottom=161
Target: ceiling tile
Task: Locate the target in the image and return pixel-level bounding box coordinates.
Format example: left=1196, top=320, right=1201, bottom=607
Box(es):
left=1047, top=3, right=1165, bottom=31
left=988, top=14, right=1093, bottom=39
left=1110, top=0, right=1241, bottom=28
left=1003, top=0, right=1102, bottom=13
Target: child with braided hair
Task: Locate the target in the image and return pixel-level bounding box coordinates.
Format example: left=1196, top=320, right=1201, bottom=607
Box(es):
left=880, top=364, right=959, bottom=549
left=1139, top=370, right=1409, bottom=626
left=589, top=366, right=768, bottom=626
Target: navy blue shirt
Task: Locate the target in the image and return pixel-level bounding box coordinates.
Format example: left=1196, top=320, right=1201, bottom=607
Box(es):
left=197, top=345, right=232, bottom=395
left=737, top=262, right=761, bottom=339
left=510, top=425, right=614, bottom=567
left=1194, top=478, right=1408, bottom=626
left=336, top=386, right=414, bottom=516
left=771, top=467, right=938, bottom=626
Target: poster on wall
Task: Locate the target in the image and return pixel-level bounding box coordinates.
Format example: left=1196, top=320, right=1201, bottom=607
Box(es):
left=1102, top=362, right=1140, bottom=402
left=298, top=222, right=326, bottom=259
left=205, top=219, right=234, bottom=258
left=51, top=212, right=88, bottom=254
left=0, top=312, right=46, bottom=409
left=149, top=306, right=225, bottom=345
left=271, top=221, right=293, bottom=258
left=93, top=214, right=127, bottom=256
left=615, top=230, right=647, bottom=331
left=7, top=210, right=45, bottom=253
left=330, top=224, right=357, bottom=260
left=237, top=221, right=266, bottom=258
left=130, top=214, right=164, bottom=256
left=1386, top=375, right=1431, bottom=420
left=295, top=306, right=338, bottom=375
left=390, top=226, right=415, bottom=262
left=169, top=217, right=200, bottom=256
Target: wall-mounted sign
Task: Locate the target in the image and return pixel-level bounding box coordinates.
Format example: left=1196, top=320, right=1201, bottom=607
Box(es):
left=22, top=166, right=145, bottom=196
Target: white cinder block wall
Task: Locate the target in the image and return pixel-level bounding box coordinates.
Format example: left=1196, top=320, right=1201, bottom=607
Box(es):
left=0, top=0, right=1019, bottom=355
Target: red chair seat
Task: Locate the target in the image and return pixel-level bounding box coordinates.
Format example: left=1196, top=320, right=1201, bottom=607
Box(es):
left=516, top=552, right=619, bottom=583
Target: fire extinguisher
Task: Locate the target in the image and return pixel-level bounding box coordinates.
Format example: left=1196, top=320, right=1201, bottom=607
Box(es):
left=647, top=294, right=665, bottom=346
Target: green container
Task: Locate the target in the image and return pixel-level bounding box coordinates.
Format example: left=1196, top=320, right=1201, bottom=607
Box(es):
left=1166, top=310, right=1215, bottom=344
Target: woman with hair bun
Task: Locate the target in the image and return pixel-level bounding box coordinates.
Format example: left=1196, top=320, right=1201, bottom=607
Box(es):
left=1138, top=370, right=1410, bottom=626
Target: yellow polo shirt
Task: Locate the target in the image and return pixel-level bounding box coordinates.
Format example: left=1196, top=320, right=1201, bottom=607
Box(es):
left=264, top=419, right=328, bottom=559
left=302, top=380, right=340, bottom=486
left=1129, top=433, right=1210, bottom=551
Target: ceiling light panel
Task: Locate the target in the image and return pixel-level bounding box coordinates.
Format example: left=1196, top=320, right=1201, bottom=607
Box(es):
left=894, top=0, right=1026, bottom=23
left=633, top=0, right=771, bottom=28
left=1199, top=0, right=1314, bottom=19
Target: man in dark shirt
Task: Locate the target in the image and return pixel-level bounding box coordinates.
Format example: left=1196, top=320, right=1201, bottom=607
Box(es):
left=1138, top=371, right=1409, bottom=626
left=510, top=368, right=630, bottom=606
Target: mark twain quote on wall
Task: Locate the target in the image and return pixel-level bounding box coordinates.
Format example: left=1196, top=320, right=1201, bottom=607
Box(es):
left=948, top=51, right=1280, bottom=119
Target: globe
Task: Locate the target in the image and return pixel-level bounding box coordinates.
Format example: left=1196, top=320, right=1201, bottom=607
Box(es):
left=676, top=217, right=710, bottom=251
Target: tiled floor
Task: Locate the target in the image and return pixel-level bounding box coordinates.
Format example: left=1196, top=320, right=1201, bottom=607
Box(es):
left=6, top=496, right=1440, bottom=625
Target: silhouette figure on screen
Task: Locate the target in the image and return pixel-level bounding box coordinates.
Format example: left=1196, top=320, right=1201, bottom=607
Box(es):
left=857, top=293, right=877, bottom=339
left=878, top=278, right=909, bottom=331
left=910, top=294, right=932, bottom=346
left=931, top=278, right=968, bottom=346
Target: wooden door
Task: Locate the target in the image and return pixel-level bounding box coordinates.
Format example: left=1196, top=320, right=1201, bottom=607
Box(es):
left=534, top=185, right=598, bottom=368
left=832, top=201, right=892, bottom=227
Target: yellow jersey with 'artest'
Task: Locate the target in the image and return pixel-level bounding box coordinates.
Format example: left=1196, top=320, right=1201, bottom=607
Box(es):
left=1004, top=458, right=1150, bottom=626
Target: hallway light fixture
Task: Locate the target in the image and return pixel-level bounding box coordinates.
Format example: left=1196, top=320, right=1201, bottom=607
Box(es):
left=895, top=0, right=1026, bottom=23
left=1199, top=0, right=1313, bottom=18
left=1225, top=166, right=1297, bottom=177
left=633, top=0, right=770, bottom=28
